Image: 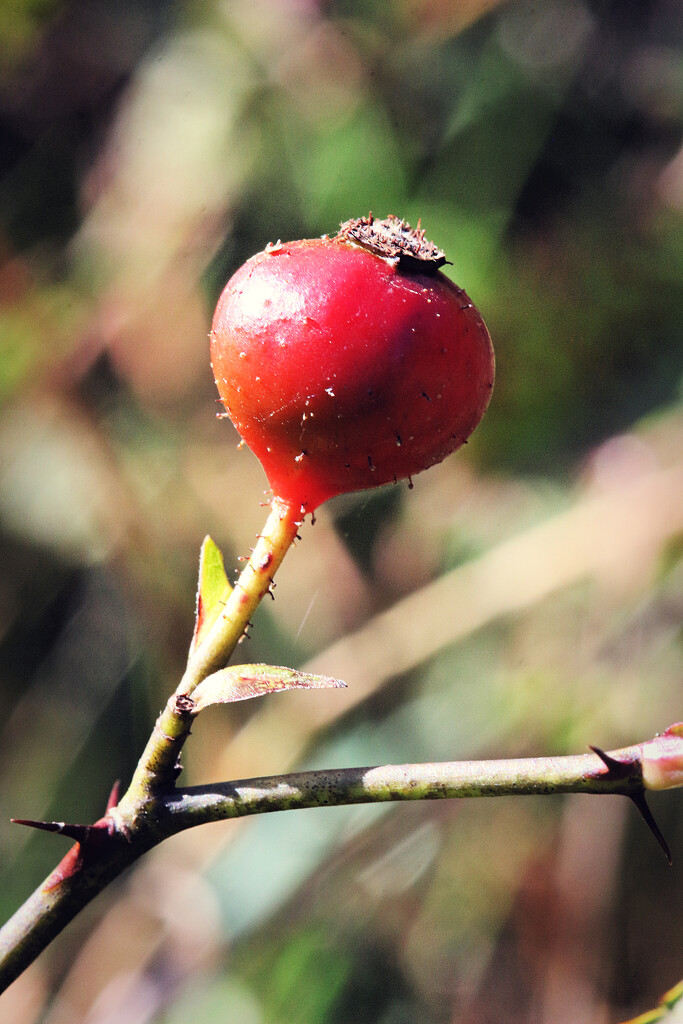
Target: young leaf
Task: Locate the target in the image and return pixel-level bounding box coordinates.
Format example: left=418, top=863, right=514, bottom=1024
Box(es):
left=191, top=536, right=233, bottom=654
left=192, top=664, right=346, bottom=713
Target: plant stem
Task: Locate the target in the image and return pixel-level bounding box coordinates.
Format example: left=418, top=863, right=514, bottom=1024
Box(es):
left=163, top=747, right=645, bottom=826
left=2, top=733, right=676, bottom=993
left=115, top=498, right=302, bottom=815
left=0, top=497, right=305, bottom=989
left=177, top=496, right=301, bottom=697
left=0, top=832, right=143, bottom=994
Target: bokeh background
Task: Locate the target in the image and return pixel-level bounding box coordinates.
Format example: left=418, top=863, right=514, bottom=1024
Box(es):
left=1, top=1, right=682, bottom=1021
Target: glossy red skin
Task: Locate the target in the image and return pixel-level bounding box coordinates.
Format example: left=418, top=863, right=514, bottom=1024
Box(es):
left=211, top=238, right=494, bottom=513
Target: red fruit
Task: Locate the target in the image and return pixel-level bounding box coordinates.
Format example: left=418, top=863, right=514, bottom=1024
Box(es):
left=211, top=215, right=494, bottom=514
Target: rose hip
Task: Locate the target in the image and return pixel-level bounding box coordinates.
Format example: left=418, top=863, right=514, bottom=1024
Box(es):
left=211, top=215, right=494, bottom=514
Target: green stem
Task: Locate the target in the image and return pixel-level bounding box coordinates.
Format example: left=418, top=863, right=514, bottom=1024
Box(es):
left=0, top=737, right=665, bottom=992
left=116, top=498, right=301, bottom=813
left=178, top=497, right=301, bottom=698
left=113, top=694, right=196, bottom=819
left=0, top=500, right=303, bottom=991
left=163, top=747, right=645, bottom=826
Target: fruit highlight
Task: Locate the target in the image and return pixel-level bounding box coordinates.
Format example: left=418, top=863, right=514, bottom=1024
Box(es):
left=211, top=215, right=495, bottom=513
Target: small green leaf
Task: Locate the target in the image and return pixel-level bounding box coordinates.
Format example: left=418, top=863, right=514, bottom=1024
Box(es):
left=192, top=664, right=347, bottom=713
left=191, top=536, right=233, bottom=654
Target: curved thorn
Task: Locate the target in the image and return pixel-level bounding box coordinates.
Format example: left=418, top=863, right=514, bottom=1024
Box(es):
left=629, top=793, right=672, bottom=865
left=589, top=745, right=633, bottom=780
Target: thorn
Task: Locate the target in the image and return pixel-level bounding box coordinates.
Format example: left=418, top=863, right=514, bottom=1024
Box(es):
left=629, top=792, right=672, bottom=865
left=238, top=622, right=254, bottom=644
left=590, top=747, right=672, bottom=862
left=105, top=780, right=121, bottom=813
left=589, top=745, right=634, bottom=780
left=11, top=818, right=58, bottom=833
left=11, top=819, right=93, bottom=843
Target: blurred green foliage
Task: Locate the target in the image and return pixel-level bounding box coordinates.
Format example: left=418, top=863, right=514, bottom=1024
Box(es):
left=0, top=1, right=681, bottom=1022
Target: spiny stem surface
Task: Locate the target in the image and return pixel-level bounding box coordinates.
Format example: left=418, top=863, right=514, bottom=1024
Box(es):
left=116, top=498, right=301, bottom=812
left=177, top=497, right=301, bottom=698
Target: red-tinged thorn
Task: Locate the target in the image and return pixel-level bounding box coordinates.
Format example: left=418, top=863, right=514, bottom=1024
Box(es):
left=12, top=818, right=62, bottom=833
left=11, top=819, right=93, bottom=843
left=629, top=793, right=672, bottom=865
left=106, top=780, right=121, bottom=813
